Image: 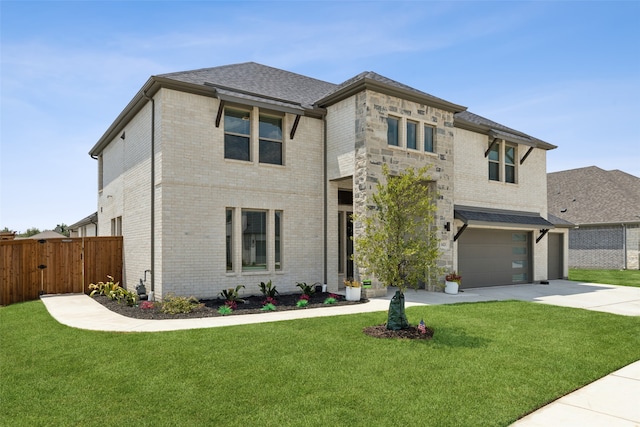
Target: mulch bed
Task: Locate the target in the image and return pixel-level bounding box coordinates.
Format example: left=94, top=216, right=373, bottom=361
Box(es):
left=92, top=292, right=367, bottom=320
left=363, top=324, right=434, bottom=340
left=93, top=292, right=434, bottom=339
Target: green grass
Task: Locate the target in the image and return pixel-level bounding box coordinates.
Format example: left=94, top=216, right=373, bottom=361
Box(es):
left=2, top=300, right=639, bottom=427
left=569, top=268, right=640, bottom=287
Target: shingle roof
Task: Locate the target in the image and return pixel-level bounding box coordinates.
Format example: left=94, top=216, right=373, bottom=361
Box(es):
left=159, top=62, right=337, bottom=109
left=547, top=166, right=640, bottom=225
left=316, top=71, right=465, bottom=112
left=91, top=62, right=554, bottom=156
left=455, top=110, right=555, bottom=150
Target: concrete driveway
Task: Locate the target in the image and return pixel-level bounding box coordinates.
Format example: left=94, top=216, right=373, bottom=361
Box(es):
left=384, top=279, right=640, bottom=316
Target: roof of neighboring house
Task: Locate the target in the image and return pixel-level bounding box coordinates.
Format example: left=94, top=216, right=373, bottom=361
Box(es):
left=89, top=62, right=555, bottom=156
left=548, top=166, right=640, bottom=225
left=14, top=230, right=68, bottom=240
left=69, top=212, right=98, bottom=230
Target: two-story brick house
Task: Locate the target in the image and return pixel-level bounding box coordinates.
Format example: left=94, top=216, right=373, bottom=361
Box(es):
left=89, top=62, right=565, bottom=300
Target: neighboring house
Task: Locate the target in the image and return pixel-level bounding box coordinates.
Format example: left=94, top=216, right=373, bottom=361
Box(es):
left=548, top=166, right=640, bottom=270
left=68, top=212, right=98, bottom=237
left=15, top=230, right=67, bottom=240
left=89, top=62, right=564, bottom=300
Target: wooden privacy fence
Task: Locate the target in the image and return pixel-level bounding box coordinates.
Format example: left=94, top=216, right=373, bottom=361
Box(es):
left=0, top=236, right=123, bottom=306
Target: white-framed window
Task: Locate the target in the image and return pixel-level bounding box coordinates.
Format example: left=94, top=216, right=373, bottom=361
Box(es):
left=226, top=208, right=233, bottom=272
left=224, top=108, right=251, bottom=161
left=111, top=216, right=122, bottom=236
left=275, top=210, right=282, bottom=270
left=227, top=208, right=283, bottom=273
left=259, top=114, right=283, bottom=165
left=387, top=116, right=399, bottom=146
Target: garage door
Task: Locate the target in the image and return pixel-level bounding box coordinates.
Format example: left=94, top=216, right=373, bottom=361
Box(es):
left=458, top=229, right=532, bottom=288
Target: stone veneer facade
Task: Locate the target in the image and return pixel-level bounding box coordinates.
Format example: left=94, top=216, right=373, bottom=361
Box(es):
left=328, top=89, right=456, bottom=296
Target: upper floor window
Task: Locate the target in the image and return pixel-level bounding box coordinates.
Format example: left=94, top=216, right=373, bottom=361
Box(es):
left=406, top=120, right=418, bottom=150
left=224, top=108, right=250, bottom=161
left=424, top=125, right=434, bottom=153
left=505, top=145, right=516, bottom=183
left=488, top=143, right=500, bottom=181
left=259, top=114, right=283, bottom=165
left=488, top=142, right=518, bottom=184
left=387, top=117, right=399, bottom=146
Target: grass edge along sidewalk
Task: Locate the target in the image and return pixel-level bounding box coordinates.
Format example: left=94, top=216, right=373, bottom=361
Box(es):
left=569, top=268, right=640, bottom=287
left=2, top=299, right=639, bottom=426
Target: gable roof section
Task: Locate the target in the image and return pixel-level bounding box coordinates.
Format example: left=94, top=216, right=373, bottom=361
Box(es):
left=547, top=166, right=640, bottom=225
left=162, top=62, right=337, bottom=112
left=455, top=110, right=556, bottom=150
left=316, top=71, right=466, bottom=113
left=90, top=62, right=553, bottom=156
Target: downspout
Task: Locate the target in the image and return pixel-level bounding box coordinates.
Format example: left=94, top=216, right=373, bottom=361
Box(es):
left=323, top=113, right=328, bottom=286
left=143, top=90, right=156, bottom=299
left=622, top=224, right=627, bottom=270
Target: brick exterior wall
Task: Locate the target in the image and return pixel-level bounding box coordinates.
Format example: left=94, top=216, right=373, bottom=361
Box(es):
left=128, top=89, right=325, bottom=300
left=569, top=225, right=640, bottom=270
left=98, top=100, right=156, bottom=292
left=97, top=80, right=560, bottom=298
left=453, top=127, right=554, bottom=281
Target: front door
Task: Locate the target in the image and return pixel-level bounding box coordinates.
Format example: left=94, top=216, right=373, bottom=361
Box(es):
left=338, top=210, right=354, bottom=285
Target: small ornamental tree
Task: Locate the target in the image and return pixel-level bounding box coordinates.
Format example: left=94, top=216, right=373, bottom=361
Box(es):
left=354, top=164, right=442, bottom=330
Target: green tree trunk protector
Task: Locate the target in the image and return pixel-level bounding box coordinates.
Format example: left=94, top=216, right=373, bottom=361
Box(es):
left=387, top=290, right=409, bottom=330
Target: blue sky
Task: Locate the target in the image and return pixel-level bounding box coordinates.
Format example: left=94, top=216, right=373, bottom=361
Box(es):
left=1, top=1, right=639, bottom=233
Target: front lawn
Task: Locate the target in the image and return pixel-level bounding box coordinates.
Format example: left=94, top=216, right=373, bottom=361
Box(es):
left=1, top=300, right=639, bottom=426
left=569, top=268, right=640, bottom=287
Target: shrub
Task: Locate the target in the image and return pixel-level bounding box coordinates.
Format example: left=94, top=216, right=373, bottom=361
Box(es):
left=89, top=276, right=137, bottom=306
left=259, top=280, right=279, bottom=299
left=88, top=276, right=120, bottom=299
left=261, top=303, right=277, bottom=311
left=161, top=294, right=203, bottom=314
left=323, top=297, right=337, bottom=305
left=217, top=305, right=233, bottom=316
left=220, top=285, right=245, bottom=304
left=296, top=282, right=315, bottom=296
left=262, top=297, right=278, bottom=306
left=140, top=301, right=155, bottom=310
left=296, top=299, right=309, bottom=308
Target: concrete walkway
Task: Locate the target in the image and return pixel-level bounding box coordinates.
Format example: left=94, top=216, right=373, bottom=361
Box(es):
left=40, top=279, right=640, bottom=426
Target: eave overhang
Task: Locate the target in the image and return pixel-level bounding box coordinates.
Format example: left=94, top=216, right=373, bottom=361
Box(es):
left=89, top=76, right=326, bottom=157
left=315, top=76, right=467, bottom=113
left=455, top=115, right=557, bottom=151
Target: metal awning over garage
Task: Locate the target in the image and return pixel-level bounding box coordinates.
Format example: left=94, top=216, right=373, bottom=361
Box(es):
left=454, top=205, right=555, bottom=242
left=455, top=206, right=555, bottom=228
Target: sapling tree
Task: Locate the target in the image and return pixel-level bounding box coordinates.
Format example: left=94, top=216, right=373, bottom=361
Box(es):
left=353, top=164, right=442, bottom=330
